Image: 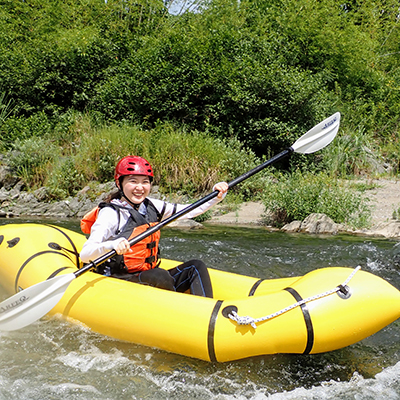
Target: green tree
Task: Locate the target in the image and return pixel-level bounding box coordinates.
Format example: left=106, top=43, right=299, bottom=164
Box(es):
left=1, top=0, right=400, bottom=170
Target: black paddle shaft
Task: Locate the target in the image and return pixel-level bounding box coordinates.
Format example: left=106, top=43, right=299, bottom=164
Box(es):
left=75, top=147, right=293, bottom=277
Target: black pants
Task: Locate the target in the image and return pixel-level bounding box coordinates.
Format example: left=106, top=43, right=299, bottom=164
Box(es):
left=111, top=259, right=213, bottom=298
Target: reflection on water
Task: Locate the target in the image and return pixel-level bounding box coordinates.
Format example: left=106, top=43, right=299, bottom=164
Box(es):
left=0, top=218, right=399, bottom=399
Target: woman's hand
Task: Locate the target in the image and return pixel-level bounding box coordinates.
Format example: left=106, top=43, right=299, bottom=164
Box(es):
left=115, top=239, right=132, bottom=255
left=214, top=182, right=229, bottom=199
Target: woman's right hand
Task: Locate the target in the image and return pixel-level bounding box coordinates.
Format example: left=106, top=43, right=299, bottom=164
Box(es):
left=114, top=239, right=132, bottom=255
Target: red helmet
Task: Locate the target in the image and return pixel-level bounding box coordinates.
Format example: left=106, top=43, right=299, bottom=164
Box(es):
left=114, top=156, right=154, bottom=183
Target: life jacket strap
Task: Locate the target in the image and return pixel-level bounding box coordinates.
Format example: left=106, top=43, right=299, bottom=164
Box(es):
left=145, top=255, right=156, bottom=264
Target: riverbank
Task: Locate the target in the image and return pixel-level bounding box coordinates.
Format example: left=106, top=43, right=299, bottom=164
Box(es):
left=208, top=179, right=400, bottom=239
left=1, top=174, right=400, bottom=239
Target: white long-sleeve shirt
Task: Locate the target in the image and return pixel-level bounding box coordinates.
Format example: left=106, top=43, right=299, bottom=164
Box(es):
left=80, top=191, right=225, bottom=263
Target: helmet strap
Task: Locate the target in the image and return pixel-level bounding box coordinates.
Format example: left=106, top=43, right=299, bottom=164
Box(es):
left=117, top=177, right=141, bottom=209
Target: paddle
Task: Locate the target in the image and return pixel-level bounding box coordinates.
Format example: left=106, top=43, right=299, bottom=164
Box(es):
left=0, top=112, right=340, bottom=331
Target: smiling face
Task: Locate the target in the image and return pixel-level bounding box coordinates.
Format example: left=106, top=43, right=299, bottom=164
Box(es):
left=119, top=174, right=151, bottom=205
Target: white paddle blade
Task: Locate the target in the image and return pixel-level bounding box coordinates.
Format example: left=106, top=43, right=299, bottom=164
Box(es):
left=0, top=273, right=75, bottom=331
left=292, top=112, right=341, bottom=154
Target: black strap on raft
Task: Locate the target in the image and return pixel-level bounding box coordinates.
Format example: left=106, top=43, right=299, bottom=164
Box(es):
left=284, top=287, right=315, bottom=355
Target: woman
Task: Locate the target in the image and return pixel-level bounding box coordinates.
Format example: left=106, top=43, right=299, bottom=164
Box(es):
left=80, top=155, right=228, bottom=298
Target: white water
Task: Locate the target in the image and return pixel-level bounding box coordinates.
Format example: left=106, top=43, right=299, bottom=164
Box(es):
left=268, top=366, right=400, bottom=400
left=0, top=319, right=398, bottom=400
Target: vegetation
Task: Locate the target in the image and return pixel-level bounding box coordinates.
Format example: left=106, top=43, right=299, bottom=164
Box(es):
left=262, top=171, right=371, bottom=228
left=6, top=114, right=263, bottom=199
left=1, top=0, right=400, bottom=228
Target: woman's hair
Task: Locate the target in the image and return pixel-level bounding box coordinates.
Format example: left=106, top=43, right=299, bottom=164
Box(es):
left=105, top=189, right=121, bottom=203
left=105, top=176, right=124, bottom=202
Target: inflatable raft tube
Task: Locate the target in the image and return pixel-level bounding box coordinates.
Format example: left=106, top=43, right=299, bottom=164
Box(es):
left=0, top=223, right=399, bottom=362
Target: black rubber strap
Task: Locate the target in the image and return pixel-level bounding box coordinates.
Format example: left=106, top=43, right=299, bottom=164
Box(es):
left=248, top=279, right=265, bottom=296
left=207, top=300, right=223, bottom=362
left=284, top=287, right=315, bottom=354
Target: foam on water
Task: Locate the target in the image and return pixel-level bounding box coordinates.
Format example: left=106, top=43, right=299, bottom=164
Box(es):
left=265, top=362, right=400, bottom=400
left=0, top=313, right=399, bottom=400
left=50, top=341, right=400, bottom=400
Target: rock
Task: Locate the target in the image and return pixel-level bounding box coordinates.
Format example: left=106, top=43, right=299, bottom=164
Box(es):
left=2, top=173, right=400, bottom=239
left=77, top=200, right=97, bottom=218
left=281, top=220, right=302, bottom=233
left=150, top=185, right=162, bottom=199
left=77, top=185, right=91, bottom=197
left=65, top=197, right=83, bottom=215
left=208, top=202, right=266, bottom=226
left=168, top=219, right=204, bottom=229
left=96, top=182, right=116, bottom=201
left=0, top=165, right=19, bottom=190
left=33, top=187, right=50, bottom=202
left=18, top=191, right=38, bottom=204
left=0, top=210, right=16, bottom=218
left=8, top=188, right=20, bottom=200
left=14, top=180, right=25, bottom=192
left=0, top=187, right=9, bottom=202
left=13, top=201, right=49, bottom=215
left=45, top=201, right=72, bottom=217
left=360, top=221, right=400, bottom=239
left=282, top=213, right=340, bottom=235
left=301, top=213, right=340, bottom=234
left=64, top=197, right=97, bottom=218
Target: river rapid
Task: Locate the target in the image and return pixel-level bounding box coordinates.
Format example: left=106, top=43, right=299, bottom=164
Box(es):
left=0, top=218, right=399, bottom=400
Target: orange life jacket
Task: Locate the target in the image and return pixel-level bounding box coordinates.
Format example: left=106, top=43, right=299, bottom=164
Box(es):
left=81, top=200, right=162, bottom=274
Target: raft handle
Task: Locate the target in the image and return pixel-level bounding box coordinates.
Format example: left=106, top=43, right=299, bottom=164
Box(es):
left=337, top=284, right=352, bottom=299
left=222, top=305, right=238, bottom=319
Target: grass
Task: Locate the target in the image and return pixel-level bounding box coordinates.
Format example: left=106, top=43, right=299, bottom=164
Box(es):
left=6, top=115, right=267, bottom=201
left=321, top=125, right=383, bottom=178
left=261, top=170, right=371, bottom=229
left=3, top=114, right=381, bottom=229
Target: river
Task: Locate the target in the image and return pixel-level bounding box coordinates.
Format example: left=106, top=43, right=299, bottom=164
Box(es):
left=0, top=218, right=399, bottom=399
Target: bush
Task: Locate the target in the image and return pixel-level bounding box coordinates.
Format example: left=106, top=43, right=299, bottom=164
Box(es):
left=73, top=122, right=155, bottom=183
left=71, top=121, right=263, bottom=196
left=92, top=14, right=334, bottom=159
left=7, top=117, right=265, bottom=200
left=1, top=112, right=52, bottom=150
left=3, top=0, right=400, bottom=185
left=7, top=137, right=60, bottom=188
left=46, top=158, right=85, bottom=199
left=262, top=171, right=371, bottom=228
left=321, top=125, right=384, bottom=177
left=0, top=90, right=14, bottom=124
